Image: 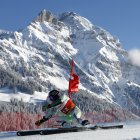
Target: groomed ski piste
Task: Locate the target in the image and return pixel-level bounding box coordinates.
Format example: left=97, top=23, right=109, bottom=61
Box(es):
left=0, top=122, right=140, bottom=140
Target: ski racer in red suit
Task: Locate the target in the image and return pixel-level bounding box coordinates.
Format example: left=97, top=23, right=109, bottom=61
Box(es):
left=35, top=90, right=89, bottom=127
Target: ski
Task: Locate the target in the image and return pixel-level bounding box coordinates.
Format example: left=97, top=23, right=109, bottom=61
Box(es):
left=99, top=124, right=123, bottom=129
left=17, top=129, right=41, bottom=136
left=40, top=124, right=123, bottom=135
left=40, top=126, right=97, bottom=135
left=17, top=124, right=123, bottom=136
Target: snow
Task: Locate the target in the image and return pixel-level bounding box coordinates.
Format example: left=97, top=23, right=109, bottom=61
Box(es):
left=0, top=87, right=47, bottom=103
left=0, top=59, right=4, bottom=65
left=74, top=15, right=93, bottom=31
left=1, top=123, right=140, bottom=140
left=99, top=46, right=119, bottom=61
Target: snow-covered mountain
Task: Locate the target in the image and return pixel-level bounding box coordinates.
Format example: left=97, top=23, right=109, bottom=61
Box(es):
left=0, top=9, right=140, bottom=118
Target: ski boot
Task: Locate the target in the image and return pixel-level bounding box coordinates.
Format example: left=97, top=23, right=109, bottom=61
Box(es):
left=61, top=121, right=71, bottom=128
left=56, top=120, right=71, bottom=128
left=81, top=120, right=90, bottom=126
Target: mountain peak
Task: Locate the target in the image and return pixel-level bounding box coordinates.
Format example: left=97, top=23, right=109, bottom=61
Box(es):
left=34, top=9, right=56, bottom=23
left=59, top=12, right=78, bottom=21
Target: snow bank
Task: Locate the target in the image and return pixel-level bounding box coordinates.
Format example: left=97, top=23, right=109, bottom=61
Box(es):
left=1, top=123, right=140, bottom=140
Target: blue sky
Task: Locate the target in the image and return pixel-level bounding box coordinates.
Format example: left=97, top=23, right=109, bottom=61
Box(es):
left=0, top=0, right=140, bottom=50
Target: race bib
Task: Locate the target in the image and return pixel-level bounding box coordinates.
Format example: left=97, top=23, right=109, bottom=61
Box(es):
left=61, top=99, right=75, bottom=114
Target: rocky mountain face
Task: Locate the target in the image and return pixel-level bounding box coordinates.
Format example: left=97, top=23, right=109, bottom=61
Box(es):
left=0, top=10, right=140, bottom=119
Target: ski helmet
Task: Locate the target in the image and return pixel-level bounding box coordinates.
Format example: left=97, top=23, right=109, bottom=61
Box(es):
left=48, top=90, right=60, bottom=101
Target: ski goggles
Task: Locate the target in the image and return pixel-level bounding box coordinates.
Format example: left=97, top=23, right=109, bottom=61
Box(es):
left=49, top=95, right=55, bottom=101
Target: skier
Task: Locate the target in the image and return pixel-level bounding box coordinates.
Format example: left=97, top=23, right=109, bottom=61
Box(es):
left=35, top=89, right=89, bottom=127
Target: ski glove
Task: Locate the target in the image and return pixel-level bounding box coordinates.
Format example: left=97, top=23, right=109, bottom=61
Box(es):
left=35, top=116, right=51, bottom=126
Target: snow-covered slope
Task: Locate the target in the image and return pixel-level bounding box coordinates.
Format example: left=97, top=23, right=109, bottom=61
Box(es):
left=0, top=10, right=140, bottom=118
left=1, top=123, right=140, bottom=140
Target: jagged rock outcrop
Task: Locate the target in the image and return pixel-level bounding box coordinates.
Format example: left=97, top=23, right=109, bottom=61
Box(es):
left=34, top=9, right=58, bottom=24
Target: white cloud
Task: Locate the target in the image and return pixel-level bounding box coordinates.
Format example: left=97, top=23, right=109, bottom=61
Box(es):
left=128, top=48, right=140, bottom=67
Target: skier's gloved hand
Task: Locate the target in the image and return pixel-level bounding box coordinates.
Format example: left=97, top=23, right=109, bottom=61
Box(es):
left=35, top=116, right=49, bottom=126
left=35, top=120, right=42, bottom=126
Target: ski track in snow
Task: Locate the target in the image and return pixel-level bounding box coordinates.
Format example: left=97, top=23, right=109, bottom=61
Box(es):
left=1, top=123, right=140, bottom=140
